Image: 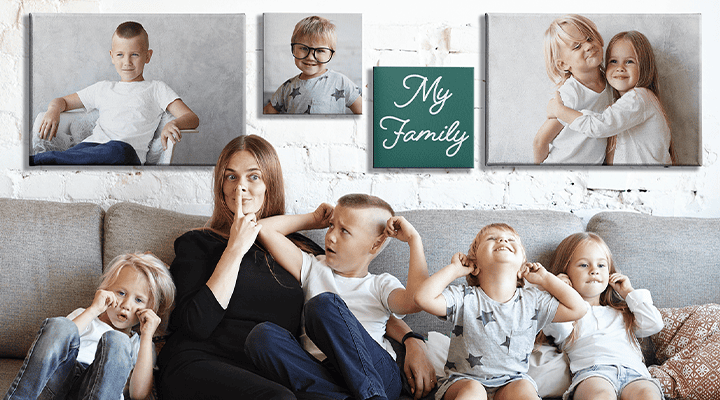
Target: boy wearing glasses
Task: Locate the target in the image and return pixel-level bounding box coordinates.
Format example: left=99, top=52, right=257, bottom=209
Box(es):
left=264, top=16, right=362, bottom=114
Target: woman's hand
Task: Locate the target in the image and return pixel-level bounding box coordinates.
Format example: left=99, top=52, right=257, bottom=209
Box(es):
left=404, top=338, right=437, bottom=399
left=137, top=309, right=161, bottom=337
left=226, top=186, right=262, bottom=257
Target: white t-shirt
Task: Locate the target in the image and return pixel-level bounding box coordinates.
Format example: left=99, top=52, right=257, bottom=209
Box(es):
left=299, top=252, right=404, bottom=360
left=542, top=289, right=663, bottom=375
left=569, top=88, right=672, bottom=165
left=544, top=76, right=613, bottom=164
left=77, top=80, right=179, bottom=164
left=67, top=308, right=142, bottom=366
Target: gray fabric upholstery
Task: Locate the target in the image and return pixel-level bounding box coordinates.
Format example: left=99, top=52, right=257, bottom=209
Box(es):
left=0, top=199, right=103, bottom=359
left=103, top=202, right=208, bottom=269
left=587, top=211, right=720, bottom=309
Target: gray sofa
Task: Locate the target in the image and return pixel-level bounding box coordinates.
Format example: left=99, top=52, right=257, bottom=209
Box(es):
left=1, top=198, right=718, bottom=398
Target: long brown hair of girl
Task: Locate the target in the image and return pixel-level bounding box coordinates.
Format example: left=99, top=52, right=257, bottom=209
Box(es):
left=547, top=232, right=638, bottom=350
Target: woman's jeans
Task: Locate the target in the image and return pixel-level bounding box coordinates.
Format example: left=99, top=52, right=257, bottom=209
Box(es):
left=3, top=317, right=133, bottom=400
left=245, top=292, right=403, bottom=400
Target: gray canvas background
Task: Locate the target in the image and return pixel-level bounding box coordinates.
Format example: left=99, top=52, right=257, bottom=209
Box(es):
left=30, top=13, right=245, bottom=166
left=486, top=14, right=701, bottom=166
left=263, top=13, right=362, bottom=114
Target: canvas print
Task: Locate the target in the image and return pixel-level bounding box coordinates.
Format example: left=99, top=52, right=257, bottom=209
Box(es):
left=373, top=66, right=474, bottom=168
left=29, top=13, right=245, bottom=166
left=485, top=14, right=701, bottom=166
left=263, top=13, right=362, bottom=115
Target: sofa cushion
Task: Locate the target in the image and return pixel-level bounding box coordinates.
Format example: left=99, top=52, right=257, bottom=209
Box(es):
left=104, top=202, right=208, bottom=269
left=587, top=212, right=720, bottom=309
left=303, top=209, right=584, bottom=336
left=0, top=198, right=103, bottom=359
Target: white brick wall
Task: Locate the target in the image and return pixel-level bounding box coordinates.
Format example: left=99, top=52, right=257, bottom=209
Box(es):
left=2, top=0, right=719, bottom=225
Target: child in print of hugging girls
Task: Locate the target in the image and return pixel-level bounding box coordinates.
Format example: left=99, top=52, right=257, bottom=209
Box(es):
left=533, top=15, right=614, bottom=164
left=263, top=16, right=362, bottom=114
left=3, top=253, right=176, bottom=400
left=413, top=223, right=587, bottom=400
left=543, top=233, right=664, bottom=400
left=546, top=31, right=674, bottom=165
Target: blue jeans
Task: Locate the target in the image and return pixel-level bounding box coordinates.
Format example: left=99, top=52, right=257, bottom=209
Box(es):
left=30, top=141, right=141, bottom=165
left=245, top=292, right=402, bottom=400
left=3, top=317, right=133, bottom=400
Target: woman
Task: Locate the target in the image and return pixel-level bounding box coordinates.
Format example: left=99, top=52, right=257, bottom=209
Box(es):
left=157, top=135, right=435, bottom=400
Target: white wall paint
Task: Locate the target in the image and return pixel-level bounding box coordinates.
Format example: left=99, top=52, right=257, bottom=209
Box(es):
left=2, top=0, right=719, bottom=226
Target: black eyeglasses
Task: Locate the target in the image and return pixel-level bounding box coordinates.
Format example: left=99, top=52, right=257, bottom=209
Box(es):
left=291, top=43, right=335, bottom=64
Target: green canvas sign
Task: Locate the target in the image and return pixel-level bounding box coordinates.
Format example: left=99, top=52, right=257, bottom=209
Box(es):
left=373, top=67, right=474, bottom=168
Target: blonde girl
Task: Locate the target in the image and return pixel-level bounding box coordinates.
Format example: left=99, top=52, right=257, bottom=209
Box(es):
left=534, top=14, right=614, bottom=164
left=547, top=31, right=675, bottom=165
left=543, top=233, right=664, bottom=400
left=4, top=252, right=175, bottom=400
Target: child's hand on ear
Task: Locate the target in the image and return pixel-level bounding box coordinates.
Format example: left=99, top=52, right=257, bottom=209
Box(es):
left=546, top=91, right=564, bottom=119
left=385, top=216, right=419, bottom=243
left=520, top=262, right=550, bottom=285
left=311, top=203, right=333, bottom=229
left=89, top=289, right=119, bottom=316
left=609, top=273, right=634, bottom=299
left=137, top=309, right=161, bottom=337
left=450, top=252, right=476, bottom=276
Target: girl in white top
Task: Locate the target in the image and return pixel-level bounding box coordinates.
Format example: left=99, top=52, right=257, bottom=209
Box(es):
left=3, top=253, right=176, bottom=400
left=543, top=233, right=664, bottom=400
left=547, top=31, right=674, bottom=165
left=533, top=14, right=613, bottom=164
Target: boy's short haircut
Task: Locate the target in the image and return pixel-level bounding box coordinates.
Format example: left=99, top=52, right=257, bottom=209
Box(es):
left=466, top=223, right=526, bottom=288
left=99, top=252, right=176, bottom=322
left=337, top=193, right=395, bottom=236
left=543, top=14, right=604, bottom=84
left=291, top=16, right=337, bottom=50
left=114, top=21, right=149, bottom=50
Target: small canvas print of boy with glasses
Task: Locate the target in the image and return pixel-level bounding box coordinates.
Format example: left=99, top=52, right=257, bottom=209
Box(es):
left=264, top=15, right=362, bottom=114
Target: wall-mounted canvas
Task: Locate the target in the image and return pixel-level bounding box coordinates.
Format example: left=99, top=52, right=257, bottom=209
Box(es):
left=373, top=66, right=474, bottom=168
left=29, top=13, right=245, bottom=166
left=485, top=13, right=701, bottom=167
left=263, top=13, right=363, bottom=115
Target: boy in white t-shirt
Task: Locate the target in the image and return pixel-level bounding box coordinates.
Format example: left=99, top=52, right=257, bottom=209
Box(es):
left=246, top=193, right=431, bottom=400
left=31, top=21, right=199, bottom=166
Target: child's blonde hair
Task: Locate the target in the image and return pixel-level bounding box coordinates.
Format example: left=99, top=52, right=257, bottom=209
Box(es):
left=465, top=223, right=526, bottom=288
left=544, top=14, right=604, bottom=85
left=605, top=31, right=677, bottom=164
left=291, top=16, right=337, bottom=50
left=99, top=252, right=176, bottom=322
left=547, top=232, right=637, bottom=349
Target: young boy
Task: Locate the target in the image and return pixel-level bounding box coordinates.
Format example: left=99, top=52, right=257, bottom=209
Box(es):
left=413, top=223, right=587, bottom=400
left=31, top=21, right=199, bottom=166
left=263, top=15, right=362, bottom=114
left=246, top=193, right=430, bottom=400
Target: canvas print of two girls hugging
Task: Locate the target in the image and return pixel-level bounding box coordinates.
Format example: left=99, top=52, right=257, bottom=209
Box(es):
left=534, top=14, right=675, bottom=166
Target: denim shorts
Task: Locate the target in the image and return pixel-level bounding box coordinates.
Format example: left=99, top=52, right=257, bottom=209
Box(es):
left=563, top=364, right=663, bottom=400
left=436, top=373, right=538, bottom=400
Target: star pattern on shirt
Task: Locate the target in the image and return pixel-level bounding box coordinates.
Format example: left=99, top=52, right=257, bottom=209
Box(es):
left=445, top=360, right=456, bottom=371
left=500, top=336, right=511, bottom=350
left=515, top=293, right=523, bottom=302
left=289, top=87, right=302, bottom=99
left=463, top=286, right=473, bottom=296
left=452, top=324, right=463, bottom=337
left=477, top=310, right=496, bottom=326
left=466, top=353, right=483, bottom=368
left=319, top=74, right=329, bottom=81
left=531, top=308, right=540, bottom=321
left=304, top=105, right=312, bottom=114
left=331, top=88, right=345, bottom=101
left=521, top=353, right=530, bottom=364
left=446, top=304, right=456, bottom=317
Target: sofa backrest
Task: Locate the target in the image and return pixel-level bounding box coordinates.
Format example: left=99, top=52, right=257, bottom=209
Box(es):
left=587, top=212, right=720, bottom=309
left=104, top=202, right=209, bottom=269
left=0, top=198, right=103, bottom=358
left=303, top=209, right=585, bottom=336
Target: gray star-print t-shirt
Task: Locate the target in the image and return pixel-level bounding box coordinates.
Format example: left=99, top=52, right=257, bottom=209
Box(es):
left=269, top=69, right=361, bottom=114
left=440, top=284, right=559, bottom=380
